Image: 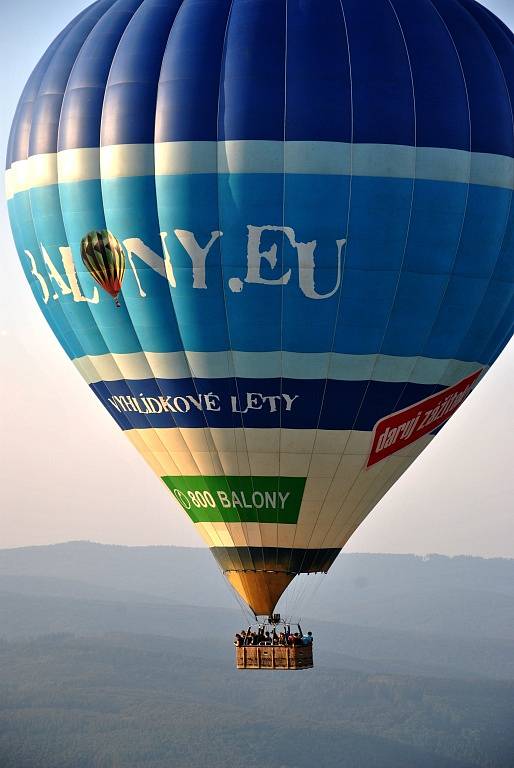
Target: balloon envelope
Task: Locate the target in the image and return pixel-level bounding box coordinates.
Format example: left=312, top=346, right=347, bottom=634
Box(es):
left=80, top=230, right=126, bottom=305
left=6, top=0, right=514, bottom=616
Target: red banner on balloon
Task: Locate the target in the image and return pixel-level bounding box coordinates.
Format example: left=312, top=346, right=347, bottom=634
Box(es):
left=366, top=368, right=483, bottom=468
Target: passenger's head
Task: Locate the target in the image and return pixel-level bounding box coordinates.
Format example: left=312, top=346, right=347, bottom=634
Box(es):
left=307, top=632, right=312, bottom=637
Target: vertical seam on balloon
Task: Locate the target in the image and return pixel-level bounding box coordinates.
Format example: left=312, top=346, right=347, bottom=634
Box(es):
left=146, top=0, right=240, bottom=510
left=216, top=0, right=264, bottom=580
left=32, top=0, right=159, bottom=428
left=6, top=13, right=90, bottom=363
left=6, top=197, right=70, bottom=360
left=296, top=4, right=401, bottom=573
left=320, top=0, right=477, bottom=553
left=452, top=0, right=514, bottom=366
left=285, top=0, right=355, bottom=576
left=8, top=187, right=76, bottom=357
left=406, top=0, right=511, bottom=384
left=57, top=0, right=183, bottom=484
left=274, top=0, right=289, bottom=577
left=58, top=1, right=186, bottom=460
left=373, top=0, right=512, bottom=430
left=286, top=0, right=354, bottom=575
left=152, top=0, right=246, bottom=571
left=334, top=457, right=408, bottom=548
left=313, top=0, right=424, bottom=556
left=320, top=0, right=474, bottom=552
left=452, top=3, right=514, bottom=365
left=26, top=1, right=116, bottom=366
left=330, top=0, right=423, bottom=542
left=142, top=0, right=223, bottom=481
left=16, top=1, right=108, bottom=360
left=91, top=0, right=205, bottom=484
left=213, top=0, right=263, bottom=584
left=119, top=5, right=232, bottom=505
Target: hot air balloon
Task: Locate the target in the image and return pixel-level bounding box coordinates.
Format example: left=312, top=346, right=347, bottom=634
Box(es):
left=6, top=0, right=514, bottom=666
left=80, top=230, right=126, bottom=307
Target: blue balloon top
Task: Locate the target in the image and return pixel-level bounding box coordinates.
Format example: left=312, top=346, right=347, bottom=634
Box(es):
left=7, top=0, right=514, bottom=166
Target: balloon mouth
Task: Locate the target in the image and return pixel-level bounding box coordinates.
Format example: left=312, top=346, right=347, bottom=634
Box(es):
left=225, top=570, right=296, bottom=618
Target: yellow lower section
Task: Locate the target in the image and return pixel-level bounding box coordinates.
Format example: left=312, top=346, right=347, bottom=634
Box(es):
left=226, top=570, right=295, bottom=617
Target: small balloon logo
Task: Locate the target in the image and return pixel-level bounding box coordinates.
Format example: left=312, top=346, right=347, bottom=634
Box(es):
left=80, top=230, right=125, bottom=307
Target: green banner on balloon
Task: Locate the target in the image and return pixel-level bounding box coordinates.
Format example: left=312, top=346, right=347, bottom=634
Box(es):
left=162, top=476, right=307, bottom=524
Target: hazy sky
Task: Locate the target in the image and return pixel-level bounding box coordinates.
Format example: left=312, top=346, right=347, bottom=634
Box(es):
left=1, top=0, right=513, bottom=556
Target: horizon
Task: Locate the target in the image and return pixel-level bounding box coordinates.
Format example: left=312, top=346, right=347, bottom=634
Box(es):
left=2, top=539, right=513, bottom=562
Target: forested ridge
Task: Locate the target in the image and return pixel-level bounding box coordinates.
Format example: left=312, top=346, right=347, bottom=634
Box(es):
left=1, top=633, right=513, bottom=768
left=0, top=544, right=513, bottom=767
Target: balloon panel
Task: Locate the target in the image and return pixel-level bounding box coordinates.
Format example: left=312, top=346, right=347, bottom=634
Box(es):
left=6, top=0, right=514, bottom=615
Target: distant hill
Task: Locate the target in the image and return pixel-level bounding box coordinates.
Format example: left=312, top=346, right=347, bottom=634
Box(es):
left=2, top=589, right=514, bottom=681
left=1, top=543, right=514, bottom=767
left=0, top=632, right=513, bottom=768
left=0, top=542, right=227, bottom=607
left=1, top=543, right=514, bottom=681
left=1, top=542, right=513, bottom=639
